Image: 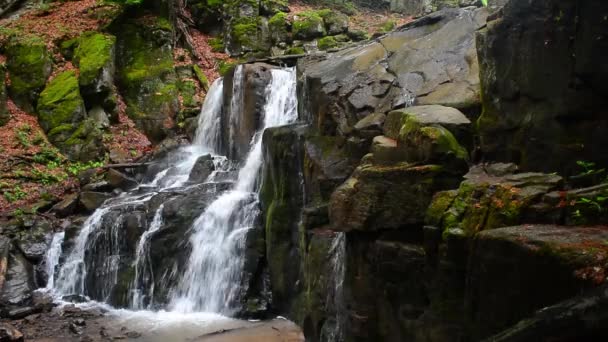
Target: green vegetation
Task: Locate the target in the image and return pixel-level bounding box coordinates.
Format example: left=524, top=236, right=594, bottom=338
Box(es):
left=379, top=19, right=396, bottom=33
left=73, top=32, right=116, bottom=86
left=3, top=186, right=26, bottom=203
left=317, top=36, right=338, bottom=50
left=209, top=37, right=225, bottom=52
left=37, top=71, right=85, bottom=131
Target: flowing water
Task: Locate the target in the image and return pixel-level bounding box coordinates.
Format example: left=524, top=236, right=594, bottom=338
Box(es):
left=170, top=67, right=298, bottom=314
left=45, top=66, right=299, bottom=332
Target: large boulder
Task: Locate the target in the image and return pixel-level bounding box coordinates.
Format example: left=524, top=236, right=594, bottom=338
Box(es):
left=477, top=0, right=608, bottom=175
left=330, top=161, right=462, bottom=232
left=222, top=63, right=275, bottom=161
left=114, top=16, right=178, bottom=143
left=5, top=38, right=52, bottom=112
left=36, top=71, right=105, bottom=161
left=260, top=125, right=307, bottom=312
left=73, top=32, right=117, bottom=111
left=426, top=164, right=564, bottom=237
left=299, top=7, right=487, bottom=137
left=467, top=225, right=608, bottom=339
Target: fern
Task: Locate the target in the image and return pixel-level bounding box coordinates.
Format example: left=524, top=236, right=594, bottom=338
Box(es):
left=481, top=0, right=488, bottom=6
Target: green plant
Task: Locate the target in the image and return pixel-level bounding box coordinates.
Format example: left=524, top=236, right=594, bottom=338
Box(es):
left=379, top=19, right=396, bottom=33
left=15, top=124, right=32, bottom=147
left=31, top=168, right=66, bottom=185
left=576, top=160, right=604, bottom=175
left=3, top=186, right=27, bottom=203
left=481, top=0, right=488, bottom=6
left=66, top=160, right=104, bottom=176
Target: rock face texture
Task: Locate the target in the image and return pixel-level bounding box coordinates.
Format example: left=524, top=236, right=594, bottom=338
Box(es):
left=477, top=0, right=608, bottom=175
left=298, top=8, right=486, bottom=138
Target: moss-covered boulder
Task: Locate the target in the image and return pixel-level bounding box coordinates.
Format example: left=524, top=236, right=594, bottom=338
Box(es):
left=426, top=164, right=564, bottom=238
left=260, top=124, right=307, bottom=311
left=115, top=18, right=178, bottom=143
left=317, top=36, right=338, bottom=51
left=293, top=11, right=326, bottom=40
left=260, top=0, right=289, bottom=15
left=330, top=160, right=462, bottom=232
left=268, top=11, right=290, bottom=45
left=73, top=32, right=116, bottom=100
left=5, top=37, right=52, bottom=112
left=318, top=9, right=349, bottom=35
left=37, top=71, right=105, bottom=161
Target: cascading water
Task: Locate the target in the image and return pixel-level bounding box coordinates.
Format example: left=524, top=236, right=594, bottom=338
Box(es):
left=47, top=65, right=299, bottom=321
left=43, top=231, right=65, bottom=290
left=51, top=78, right=225, bottom=302
left=170, top=67, right=298, bottom=314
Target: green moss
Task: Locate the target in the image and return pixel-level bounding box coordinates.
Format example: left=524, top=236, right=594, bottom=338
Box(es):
left=73, top=32, right=116, bottom=86
left=218, top=60, right=237, bottom=76
left=317, top=36, right=338, bottom=51
left=285, top=46, right=305, bottom=55
left=419, top=126, right=468, bottom=160
left=208, top=37, right=224, bottom=52
left=37, top=71, right=84, bottom=132
left=269, top=11, right=288, bottom=27
left=232, top=17, right=260, bottom=49
left=293, top=10, right=326, bottom=39
left=178, top=80, right=198, bottom=108
left=6, top=38, right=52, bottom=110
left=192, top=64, right=209, bottom=91
left=426, top=190, right=458, bottom=227
left=379, top=19, right=397, bottom=33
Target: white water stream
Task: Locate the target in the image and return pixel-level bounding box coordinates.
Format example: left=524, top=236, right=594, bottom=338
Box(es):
left=42, top=67, right=299, bottom=338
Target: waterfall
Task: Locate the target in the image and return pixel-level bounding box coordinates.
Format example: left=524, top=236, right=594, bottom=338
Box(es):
left=324, top=232, right=346, bottom=342
left=50, top=66, right=299, bottom=317
left=43, top=231, right=65, bottom=290
left=170, top=67, right=298, bottom=314
left=52, top=78, right=225, bottom=302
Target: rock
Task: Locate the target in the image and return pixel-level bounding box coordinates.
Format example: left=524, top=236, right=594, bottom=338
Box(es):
left=268, top=12, right=290, bottom=45
left=115, top=18, right=178, bottom=142
left=304, top=135, right=355, bottom=204
left=15, top=230, right=50, bottom=262
left=0, top=323, right=23, bottom=342
left=293, top=11, right=326, bottom=40
left=385, top=105, right=472, bottom=143
left=79, top=191, right=113, bottom=212
left=222, top=63, right=275, bottom=161
left=299, top=8, right=487, bottom=137
left=88, top=106, right=110, bottom=129
left=426, top=165, right=564, bottom=237
left=69, top=322, right=83, bottom=335
left=319, top=10, right=349, bottom=35
left=73, top=32, right=116, bottom=103
left=476, top=0, right=608, bottom=174
left=468, top=225, right=608, bottom=339
left=1, top=250, right=36, bottom=306
left=260, top=0, right=289, bottom=15
left=187, top=154, right=215, bottom=183
left=51, top=193, right=80, bottom=217
left=223, top=0, right=271, bottom=55
left=260, top=125, right=307, bottom=311
left=37, top=71, right=105, bottom=161
left=353, top=112, right=386, bottom=138
left=82, top=181, right=113, bottom=193
left=487, top=284, right=608, bottom=342
left=5, top=38, right=52, bottom=112
left=370, top=136, right=404, bottom=164
left=330, top=162, right=462, bottom=232
left=7, top=306, right=41, bottom=320
left=106, top=169, right=138, bottom=190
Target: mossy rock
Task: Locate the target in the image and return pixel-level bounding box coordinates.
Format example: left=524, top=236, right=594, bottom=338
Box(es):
left=37, top=71, right=86, bottom=133
left=37, top=71, right=104, bottom=161
left=268, top=11, right=290, bottom=45
left=317, top=36, right=339, bottom=51
left=192, top=64, right=209, bottom=91
left=293, top=11, right=326, bottom=40
left=317, top=9, right=349, bottom=35
left=260, top=0, right=289, bottom=15
left=73, top=32, right=116, bottom=92
left=285, top=46, right=305, bottom=55
left=230, top=16, right=264, bottom=53
left=5, top=38, right=52, bottom=112
left=115, top=19, right=178, bottom=142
